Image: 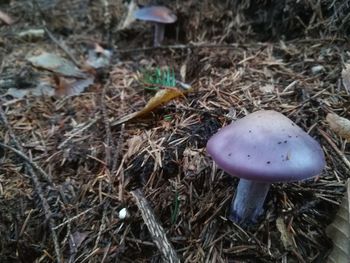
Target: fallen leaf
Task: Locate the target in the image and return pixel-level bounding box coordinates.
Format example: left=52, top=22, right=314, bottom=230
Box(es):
left=27, top=52, right=87, bottom=78
left=326, top=180, right=350, bottom=263
left=4, top=82, right=55, bottom=98
left=85, top=43, right=112, bottom=69
left=342, top=64, right=350, bottom=93
left=0, top=10, right=14, bottom=25
left=183, top=148, right=207, bottom=177
left=54, top=75, right=94, bottom=97
left=276, top=217, right=296, bottom=251
left=125, top=134, right=146, bottom=159
left=4, top=75, right=94, bottom=98
left=326, top=113, right=350, bottom=140
left=112, top=88, right=184, bottom=126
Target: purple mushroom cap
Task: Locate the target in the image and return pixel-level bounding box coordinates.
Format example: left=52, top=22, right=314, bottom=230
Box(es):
left=133, top=6, right=177, bottom=24
left=207, top=110, right=325, bottom=182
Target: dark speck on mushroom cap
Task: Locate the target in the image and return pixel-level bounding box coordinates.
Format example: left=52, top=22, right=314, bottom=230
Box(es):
left=206, top=110, right=325, bottom=182
left=134, top=6, right=177, bottom=24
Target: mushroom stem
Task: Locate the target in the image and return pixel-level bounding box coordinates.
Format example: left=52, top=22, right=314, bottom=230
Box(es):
left=154, top=23, right=165, bottom=47
left=229, top=179, right=270, bottom=225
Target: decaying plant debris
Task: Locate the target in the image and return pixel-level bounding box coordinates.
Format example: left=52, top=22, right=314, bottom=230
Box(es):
left=0, top=0, right=350, bottom=262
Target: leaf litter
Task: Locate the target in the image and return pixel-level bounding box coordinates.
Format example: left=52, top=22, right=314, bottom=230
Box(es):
left=1, top=1, right=350, bottom=263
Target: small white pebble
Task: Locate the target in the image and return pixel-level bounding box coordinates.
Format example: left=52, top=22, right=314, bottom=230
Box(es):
left=118, top=208, right=129, bottom=220
left=311, top=65, right=325, bottom=74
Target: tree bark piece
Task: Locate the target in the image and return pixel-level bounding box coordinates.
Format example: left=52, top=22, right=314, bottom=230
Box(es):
left=131, top=189, right=180, bottom=263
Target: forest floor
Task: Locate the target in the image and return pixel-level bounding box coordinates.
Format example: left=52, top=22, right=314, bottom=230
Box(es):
left=0, top=1, right=350, bottom=262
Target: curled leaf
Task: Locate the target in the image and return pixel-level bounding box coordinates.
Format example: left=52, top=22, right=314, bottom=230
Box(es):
left=27, top=52, right=87, bottom=78
left=112, top=88, right=184, bottom=126
left=326, top=113, right=350, bottom=140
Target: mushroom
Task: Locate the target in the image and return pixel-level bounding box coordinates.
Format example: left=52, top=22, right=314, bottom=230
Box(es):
left=206, top=110, right=325, bottom=225
left=133, top=6, right=177, bottom=47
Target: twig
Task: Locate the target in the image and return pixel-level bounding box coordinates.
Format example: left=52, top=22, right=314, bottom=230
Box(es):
left=27, top=164, right=62, bottom=263
left=58, top=118, right=98, bottom=149
left=101, top=82, right=114, bottom=170
left=319, top=128, right=350, bottom=171
left=92, top=204, right=108, bottom=252
left=131, top=189, right=180, bottom=263
left=0, top=142, right=53, bottom=184
left=101, top=0, right=112, bottom=45
left=44, top=27, right=81, bottom=67
left=116, top=43, right=260, bottom=53
left=0, top=107, right=52, bottom=183
left=116, top=38, right=347, bottom=54
left=53, top=207, right=95, bottom=230
left=0, top=106, right=61, bottom=262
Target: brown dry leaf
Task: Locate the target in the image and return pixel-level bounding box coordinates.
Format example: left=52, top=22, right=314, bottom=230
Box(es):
left=342, top=63, right=350, bottom=93
left=125, top=134, right=146, bottom=159
left=0, top=10, right=14, bottom=25
left=326, top=180, right=350, bottom=263
left=112, top=88, right=184, bottom=126
left=54, top=75, right=94, bottom=97
left=326, top=113, right=350, bottom=140
left=276, top=217, right=296, bottom=251
left=27, top=52, right=87, bottom=78
left=183, top=148, right=207, bottom=176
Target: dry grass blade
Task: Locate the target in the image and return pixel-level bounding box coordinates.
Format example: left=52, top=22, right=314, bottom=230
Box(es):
left=326, top=180, right=350, bottom=263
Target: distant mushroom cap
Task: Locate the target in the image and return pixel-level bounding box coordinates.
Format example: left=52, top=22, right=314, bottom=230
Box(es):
left=133, top=6, right=177, bottom=24
left=207, top=110, right=325, bottom=182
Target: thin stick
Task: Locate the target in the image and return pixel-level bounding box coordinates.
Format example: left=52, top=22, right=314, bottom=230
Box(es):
left=44, top=27, right=80, bottom=67
left=0, top=106, right=61, bottom=262
left=131, top=189, right=180, bottom=263
left=101, top=83, right=114, bottom=170
left=53, top=207, right=95, bottom=230
left=58, top=118, right=98, bottom=149
left=116, top=38, right=346, bottom=53
left=319, top=129, right=350, bottom=171
left=0, top=142, right=52, bottom=184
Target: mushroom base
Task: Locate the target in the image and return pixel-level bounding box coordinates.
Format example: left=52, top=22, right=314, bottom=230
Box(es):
left=229, top=179, right=270, bottom=225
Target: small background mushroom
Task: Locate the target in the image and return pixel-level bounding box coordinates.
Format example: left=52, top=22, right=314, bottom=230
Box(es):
left=133, top=6, right=177, bottom=46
